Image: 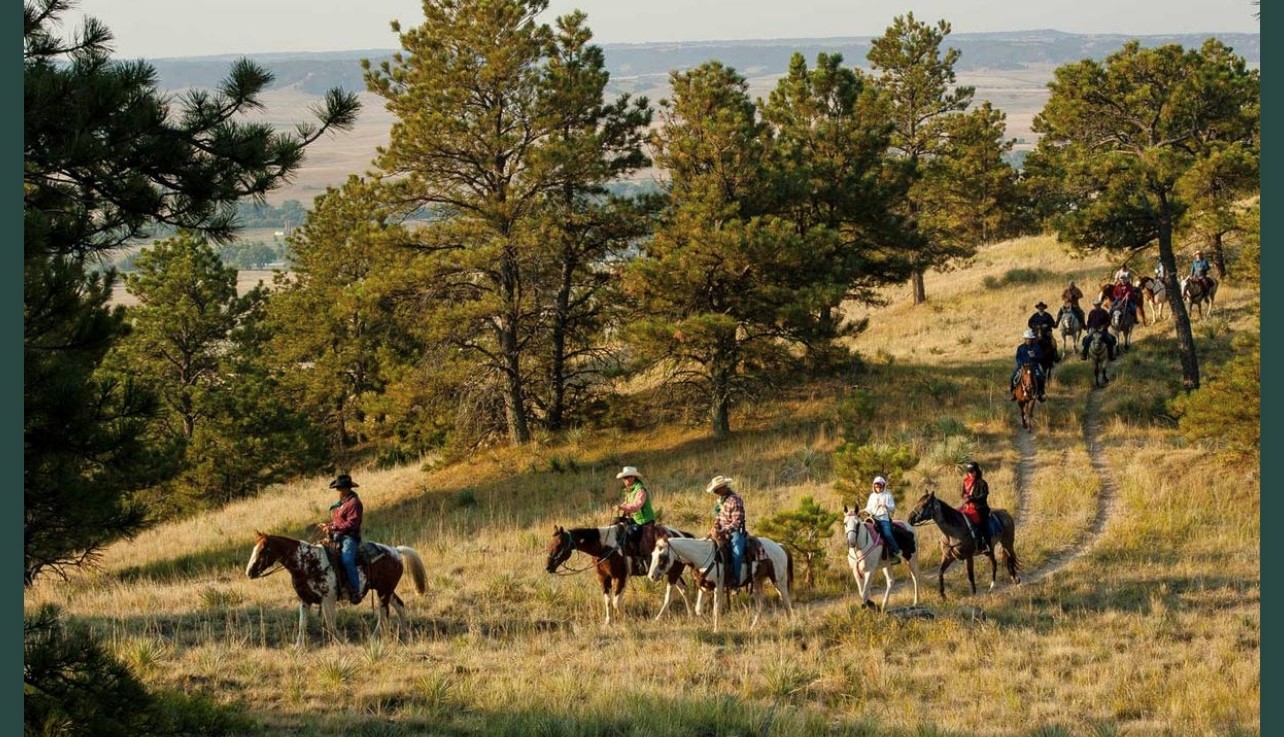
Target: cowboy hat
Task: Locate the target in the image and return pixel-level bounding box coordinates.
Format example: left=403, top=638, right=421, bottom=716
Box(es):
left=615, top=466, right=641, bottom=480
left=1034, top=301, right=1048, bottom=310
left=328, top=474, right=359, bottom=489
left=1022, top=328, right=1036, bottom=339
left=705, top=475, right=733, bottom=494
left=1093, top=296, right=1104, bottom=305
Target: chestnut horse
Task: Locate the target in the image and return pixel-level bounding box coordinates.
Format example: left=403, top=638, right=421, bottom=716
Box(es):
left=545, top=523, right=693, bottom=624
left=245, top=532, right=426, bottom=647
left=1012, top=363, right=1038, bottom=430
left=1137, top=275, right=1168, bottom=324
left=907, top=491, right=1021, bottom=599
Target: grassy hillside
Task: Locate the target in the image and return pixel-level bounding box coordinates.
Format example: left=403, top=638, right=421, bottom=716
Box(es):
left=25, top=234, right=1260, bottom=736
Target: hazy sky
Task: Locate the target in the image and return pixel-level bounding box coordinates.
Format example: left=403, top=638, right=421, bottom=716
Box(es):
left=69, top=0, right=1259, bottom=60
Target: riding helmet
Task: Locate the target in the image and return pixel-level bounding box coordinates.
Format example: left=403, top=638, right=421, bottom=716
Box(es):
left=964, top=461, right=983, bottom=477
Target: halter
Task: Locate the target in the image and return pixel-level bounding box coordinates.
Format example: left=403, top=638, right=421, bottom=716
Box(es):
left=547, top=529, right=621, bottom=576
left=845, top=517, right=882, bottom=562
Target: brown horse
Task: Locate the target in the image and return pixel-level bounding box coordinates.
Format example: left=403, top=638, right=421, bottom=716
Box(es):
left=545, top=523, right=693, bottom=624
left=1012, top=363, right=1037, bottom=430
left=907, top=491, right=1021, bottom=599
left=245, top=532, right=426, bottom=647
left=1136, top=275, right=1168, bottom=324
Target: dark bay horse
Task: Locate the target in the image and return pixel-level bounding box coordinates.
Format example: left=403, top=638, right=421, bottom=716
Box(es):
left=245, top=532, right=427, bottom=647
left=1012, top=363, right=1037, bottom=430
left=907, top=491, right=1021, bottom=599
left=545, top=523, right=693, bottom=624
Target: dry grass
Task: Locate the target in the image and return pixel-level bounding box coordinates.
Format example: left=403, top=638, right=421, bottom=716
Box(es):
left=26, top=234, right=1259, bottom=736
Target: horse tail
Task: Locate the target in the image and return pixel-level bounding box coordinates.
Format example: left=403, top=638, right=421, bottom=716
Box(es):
left=397, top=546, right=428, bottom=595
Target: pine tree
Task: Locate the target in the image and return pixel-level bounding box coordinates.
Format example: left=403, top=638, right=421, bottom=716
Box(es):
left=1027, top=39, right=1259, bottom=389
left=23, top=0, right=358, bottom=583
left=867, top=13, right=976, bottom=304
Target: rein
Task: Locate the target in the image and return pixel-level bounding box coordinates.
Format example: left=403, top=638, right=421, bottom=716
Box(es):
left=549, top=530, right=623, bottom=576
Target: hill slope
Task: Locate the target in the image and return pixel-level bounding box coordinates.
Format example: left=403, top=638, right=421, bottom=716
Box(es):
left=25, top=234, right=1260, bottom=736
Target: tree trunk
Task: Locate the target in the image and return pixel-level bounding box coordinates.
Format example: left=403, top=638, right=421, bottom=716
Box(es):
left=1157, top=210, right=1201, bottom=390
left=710, top=353, right=734, bottom=439
left=1212, top=232, right=1228, bottom=278
left=499, top=245, right=531, bottom=445
left=911, top=271, right=926, bottom=305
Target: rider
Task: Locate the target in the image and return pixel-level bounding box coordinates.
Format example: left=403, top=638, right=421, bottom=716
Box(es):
left=1113, top=264, right=1134, bottom=285
left=1027, top=301, right=1059, bottom=363
left=960, top=462, right=992, bottom=554
left=1190, top=249, right=1212, bottom=290
left=1080, top=296, right=1118, bottom=360
left=707, top=475, right=747, bottom=587
left=1061, top=281, right=1085, bottom=329
left=318, top=474, right=364, bottom=604
left=863, top=475, right=902, bottom=565
left=1011, top=329, right=1046, bottom=402
left=1111, top=276, right=1143, bottom=325
left=614, top=466, right=655, bottom=568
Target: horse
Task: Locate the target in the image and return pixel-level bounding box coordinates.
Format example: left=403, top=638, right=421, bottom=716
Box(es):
left=1137, top=275, right=1168, bottom=324
left=1012, top=363, right=1037, bottom=430
left=1181, top=276, right=1218, bottom=319
left=842, top=508, right=920, bottom=611
left=1110, top=300, right=1136, bottom=350
left=1056, top=304, right=1083, bottom=354
left=545, top=523, right=693, bottom=624
left=907, top=491, right=1021, bottom=599
left=245, top=532, right=427, bottom=647
left=1085, top=329, right=1110, bottom=387
left=648, top=530, right=793, bottom=631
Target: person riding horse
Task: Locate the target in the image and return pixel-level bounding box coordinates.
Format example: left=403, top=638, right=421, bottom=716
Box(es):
left=863, top=475, right=902, bottom=565
left=708, top=475, right=748, bottom=588
left=1061, top=281, right=1086, bottom=330
left=1010, top=329, right=1047, bottom=402
left=1080, top=296, right=1118, bottom=361
left=1190, top=249, right=1213, bottom=292
left=960, top=462, right=992, bottom=554
left=1110, top=276, right=1143, bottom=325
left=1027, top=301, right=1059, bottom=363
left=317, top=474, right=365, bottom=604
left=614, top=465, right=655, bottom=574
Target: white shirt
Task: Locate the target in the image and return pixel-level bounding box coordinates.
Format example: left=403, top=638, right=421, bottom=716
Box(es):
left=864, top=489, right=895, bottom=521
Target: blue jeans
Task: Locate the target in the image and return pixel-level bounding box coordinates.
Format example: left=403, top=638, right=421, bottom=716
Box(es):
left=336, top=534, right=361, bottom=596
left=874, top=519, right=901, bottom=557
left=729, top=531, right=746, bottom=585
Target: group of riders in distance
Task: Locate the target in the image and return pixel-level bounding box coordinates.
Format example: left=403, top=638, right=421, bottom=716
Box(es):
left=1010, top=250, right=1216, bottom=405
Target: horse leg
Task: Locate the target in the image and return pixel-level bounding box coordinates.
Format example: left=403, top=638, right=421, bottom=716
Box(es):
left=907, top=555, right=920, bottom=607
left=321, top=597, right=340, bottom=646
left=880, top=567, right=894, bottom=611
left=965, top=556, right=978, bottom=595
left=598, top=571, right=613, bottom=625
left=296, top=602, right=309, bottom=648
left=937, top=557, right=953, bottom=600
left=987, top=552, right=999, bottom=591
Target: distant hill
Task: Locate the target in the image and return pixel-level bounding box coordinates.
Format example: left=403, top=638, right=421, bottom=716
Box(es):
left=147, top=31, right=1260, bottom=95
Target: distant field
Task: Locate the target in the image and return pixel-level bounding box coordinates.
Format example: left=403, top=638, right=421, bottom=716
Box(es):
left=110, top=269, right=281, bottom=308
left=255, top=65, right=1053, bottom=206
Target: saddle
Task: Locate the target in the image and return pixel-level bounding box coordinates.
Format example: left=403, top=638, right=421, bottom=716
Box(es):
left=710, top=530, right=762, bottom=589
left=321, top=539, right=386, bottom=600
left=616, top=518, right=657, bottom=576
left=866, top=520, right=916, bottom=563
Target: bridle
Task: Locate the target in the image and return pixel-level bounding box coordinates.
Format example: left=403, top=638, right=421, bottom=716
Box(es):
left=547, top=529, right=620, bottom=576
left=845, top=515, right=881, bottom=561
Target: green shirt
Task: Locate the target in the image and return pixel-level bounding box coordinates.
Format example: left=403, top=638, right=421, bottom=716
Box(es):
left=620, top=480, right=655, bottom=525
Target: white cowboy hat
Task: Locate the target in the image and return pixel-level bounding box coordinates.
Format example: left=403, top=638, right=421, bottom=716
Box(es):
left=872, top=476, right=887, bottom=486
left=615, top=466, right=641, bottom=480
left=1022, top=328, right=1036, bottom=339
left=1093, top=296, right=1104, bottom=305
left=705, top=475, right=733, bottom=494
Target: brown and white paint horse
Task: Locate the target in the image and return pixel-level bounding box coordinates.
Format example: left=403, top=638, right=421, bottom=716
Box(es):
left=245, top=532, right=427, bottom=647
left=544, top=524, right=693, bottom=625
left=648, top=530, right=794, bottom=631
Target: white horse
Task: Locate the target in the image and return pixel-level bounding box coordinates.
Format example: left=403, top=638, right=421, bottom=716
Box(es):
left=648, top=531, right=793, bottom=630
left=843, top=508, right=920, bottom=611
left=1056, top=304, right=1082, bottom=354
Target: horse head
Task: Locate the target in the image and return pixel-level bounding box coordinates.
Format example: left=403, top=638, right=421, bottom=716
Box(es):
left=908, top=492, right=938, bottom=526
left=545, top=526, right=574, bottom=573
left=647, top=531, right=674, bottom=581
left=245, top=531, right=282, bottom=579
